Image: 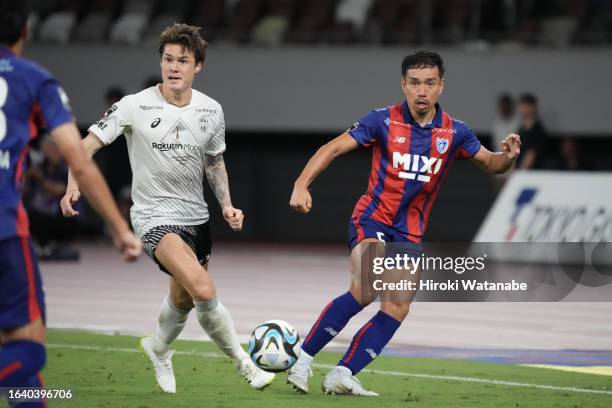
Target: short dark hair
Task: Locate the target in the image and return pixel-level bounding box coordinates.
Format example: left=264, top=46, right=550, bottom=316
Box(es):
left=519, top=93, right=538, bottom=106
left=401, top=50, right=445, bottom=78
left=159, top=23, right=208, bottom=65
left=0, top=0, right=30, bottom=46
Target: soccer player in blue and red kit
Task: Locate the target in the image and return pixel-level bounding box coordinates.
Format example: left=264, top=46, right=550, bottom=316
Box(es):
left=288, top=51, right=521, bottom=396
left=0, top=1, right=141, bottom=405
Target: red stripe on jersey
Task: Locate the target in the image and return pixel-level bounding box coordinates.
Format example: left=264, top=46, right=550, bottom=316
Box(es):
left=14, top=103, right=41, bottom=237
left=420, top=112, right=455, bottom=233
left=19, top=102, right=42, bottom=182
left=371, top=104, right=410, bottom=226
left=28, top=102, right=42, bottom=138
left=351, top=139, right=383, bottom=220
left=356, top=221, right=365, bottom=243
left=16, top=201, right=29, bottom=237
left=20, top=237, right=41, bottom=322
left=407, top=112, right=455, bottom=238
left=14, top=142, right=29, bottom=186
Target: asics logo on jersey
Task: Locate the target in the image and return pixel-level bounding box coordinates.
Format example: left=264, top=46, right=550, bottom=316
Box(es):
left=393, top=152, right=443, bottom=183
left=393, top=136, right=406, bottom=143
left=151, top=118, right=161, bottom=128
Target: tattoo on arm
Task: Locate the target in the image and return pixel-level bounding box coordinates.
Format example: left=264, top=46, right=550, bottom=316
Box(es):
left=204, top=154, right=232, bottom=208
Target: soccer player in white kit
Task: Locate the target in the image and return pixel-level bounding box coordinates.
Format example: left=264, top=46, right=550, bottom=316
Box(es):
left=60, top=24, right=274, bottom=393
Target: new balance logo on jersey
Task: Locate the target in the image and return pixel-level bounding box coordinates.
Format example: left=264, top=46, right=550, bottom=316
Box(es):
left=365, top=348, right=378, bottom=359
left=324, top=327, right=338, bottom=336
left=393, top=152, right=443, bottom=183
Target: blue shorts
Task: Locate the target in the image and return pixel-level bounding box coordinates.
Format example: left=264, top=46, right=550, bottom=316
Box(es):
left=0, top=237, right=46, bottom=329
left=348, top=216, right=422, bottom=258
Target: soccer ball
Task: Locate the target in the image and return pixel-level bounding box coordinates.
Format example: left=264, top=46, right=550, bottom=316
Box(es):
left=248, top=320, right=301, bottom=372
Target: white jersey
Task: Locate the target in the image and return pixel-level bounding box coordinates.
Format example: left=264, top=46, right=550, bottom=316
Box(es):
left=89, top=86, right=226, bottom=238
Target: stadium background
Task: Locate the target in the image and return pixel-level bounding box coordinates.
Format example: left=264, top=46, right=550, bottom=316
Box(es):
left=17, top=0, right=612, bottom=405
left=24, top=0, right=612, bottom=242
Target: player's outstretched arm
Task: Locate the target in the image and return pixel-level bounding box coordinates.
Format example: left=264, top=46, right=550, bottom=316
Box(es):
left=60, top=132, right=106, bottom=217
left=471, top=133, right=521, bottom=174
left=290, top=133, right=358, bottom=214
left=204, top=153, right=244, bottom=231
left=52, top=124, right=141, bottom=261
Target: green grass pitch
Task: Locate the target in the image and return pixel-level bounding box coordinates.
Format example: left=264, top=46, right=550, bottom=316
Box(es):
left=23, top=329, right=612, bottom=407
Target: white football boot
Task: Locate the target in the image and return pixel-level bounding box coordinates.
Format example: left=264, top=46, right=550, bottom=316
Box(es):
left=322, top=366, right=378, bottom=396
left=236, top=358, right=276, bottom=390
left=140, top=336, right=176, bottom=393
left=287, top=358, right=313, bottom=393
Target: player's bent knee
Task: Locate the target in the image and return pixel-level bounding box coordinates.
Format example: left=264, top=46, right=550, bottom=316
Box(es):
left=381, top=301, right=411, bottom=321
left=170, top=290, right=195, bottom=311
left=190, top=283, right=216, bottom=302
left=173, top=296, right=195, bottom=311
left=349, top=285, right=376, bottom=306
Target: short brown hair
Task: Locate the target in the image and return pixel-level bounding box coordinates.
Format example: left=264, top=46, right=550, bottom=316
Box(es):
left=159, top=23, right=208, bottom=65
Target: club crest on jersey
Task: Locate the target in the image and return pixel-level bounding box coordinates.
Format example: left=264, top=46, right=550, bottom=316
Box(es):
left=436, top=137, right=449, bottom=154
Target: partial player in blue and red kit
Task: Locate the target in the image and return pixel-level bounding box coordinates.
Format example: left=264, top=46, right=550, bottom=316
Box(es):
left=0, top=1, right=141, bottom=405
left=288, top=51, right=522, bottom=396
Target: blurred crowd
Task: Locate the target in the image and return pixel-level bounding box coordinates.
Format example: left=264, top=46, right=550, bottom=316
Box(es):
left=29, top=0, right=612, bottom=47
left=489, top=91, right=596, bottom=190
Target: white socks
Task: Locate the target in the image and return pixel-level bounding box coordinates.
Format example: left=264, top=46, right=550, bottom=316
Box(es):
left=152, top=295, right=190, bottom=355
left=297, top=349, right=314, bottom=366
left=194, top=298, right=249, bottom=362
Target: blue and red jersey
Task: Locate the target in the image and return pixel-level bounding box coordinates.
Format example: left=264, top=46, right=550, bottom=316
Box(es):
left=348, top=101, right=481, bottom=244
left=0, top=47, right=73, bottom=241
